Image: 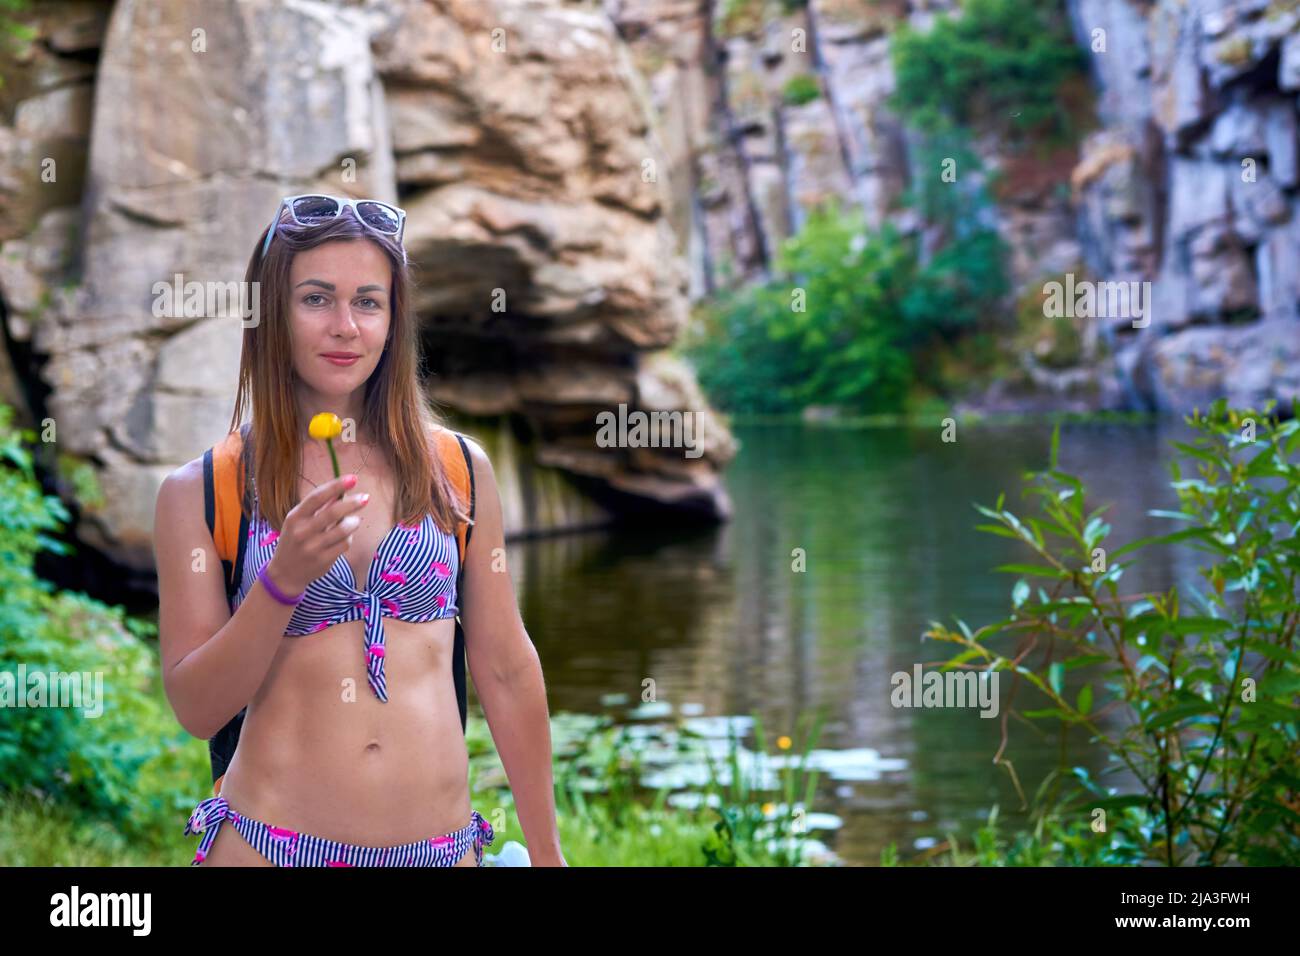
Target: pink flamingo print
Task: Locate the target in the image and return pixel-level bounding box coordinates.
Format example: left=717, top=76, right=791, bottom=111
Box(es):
left=326, top=860, right=354, bottom=867
left=367, top=643, right=385, bottom=659
left=382, top=597, right=400, bottom=616
left=260, top=529, right=280, bottom=547
left=310, top=620, right=330, bottom=633
left=419, top=560, right=451, bottom=584
left=378, top=554, right=406, bottom=585
left=428, top=834, right=456, bottom=848
left=434, top=594, right=447, bottom=611
left=266, top=826, right=300, bottom=858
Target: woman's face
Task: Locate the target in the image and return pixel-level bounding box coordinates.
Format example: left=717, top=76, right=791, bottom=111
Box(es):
left=287, top=238, right=392, bottom=399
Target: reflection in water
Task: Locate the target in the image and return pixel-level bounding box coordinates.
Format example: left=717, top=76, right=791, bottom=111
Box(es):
left=515, top=418, right=1203, bottom=865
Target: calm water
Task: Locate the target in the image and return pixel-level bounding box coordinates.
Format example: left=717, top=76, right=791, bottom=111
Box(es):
left=513, top=418, right=1206, bottom=865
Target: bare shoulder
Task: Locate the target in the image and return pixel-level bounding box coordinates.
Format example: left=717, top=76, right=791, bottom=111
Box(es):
left=154, top=449, right=231, bottom=706
left=153, top=451, right=224, bottom=577
left=154, top=454, right=206, bottom=525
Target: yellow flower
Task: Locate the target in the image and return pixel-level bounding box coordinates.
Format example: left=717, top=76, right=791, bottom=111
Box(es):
left=309, top=412, right=343, bottom=441
left=777, top=735, right=792, bottom=750
left=309, top=413, right=345, bottom=494
left=761, top=802, right=775, bottom=817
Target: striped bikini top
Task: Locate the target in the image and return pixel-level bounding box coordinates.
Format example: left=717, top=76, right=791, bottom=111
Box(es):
left=230, top=485, right=460, bottom=703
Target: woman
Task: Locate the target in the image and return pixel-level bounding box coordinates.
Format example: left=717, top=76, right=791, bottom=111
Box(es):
left=153, top=194, right=566, bottom=866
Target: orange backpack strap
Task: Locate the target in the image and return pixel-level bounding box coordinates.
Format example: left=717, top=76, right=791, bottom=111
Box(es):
left=432, top=426, right=476, bottom=566
left=202, top=423, right=251, bottom=606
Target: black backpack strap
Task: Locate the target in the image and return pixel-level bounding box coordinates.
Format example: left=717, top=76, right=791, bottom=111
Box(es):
left=228, top=512, right=249, bottom=606
left=452, top=432, right=476, bottom=735
left=228, top=423, right=251, bottom=605
left=455, top=433, right=476, bottom=554
left=202, top=448, right=232, bottom=590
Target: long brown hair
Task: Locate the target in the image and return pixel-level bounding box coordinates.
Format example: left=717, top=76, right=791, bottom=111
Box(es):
left=227, top=205, right=471, bottom=538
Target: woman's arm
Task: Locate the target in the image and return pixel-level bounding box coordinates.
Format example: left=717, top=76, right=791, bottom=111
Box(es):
left=458, top=437, right=568, bottom=866
left=153, top=458, right=300, bottom=739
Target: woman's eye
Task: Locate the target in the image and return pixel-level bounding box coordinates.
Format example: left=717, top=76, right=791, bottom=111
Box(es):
left=356, top=297, right=381, bottom=310
left=304, top=293, right=328, bottom=307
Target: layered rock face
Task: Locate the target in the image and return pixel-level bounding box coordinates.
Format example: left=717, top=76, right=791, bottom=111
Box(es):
left=1070, top=0, right=1300, bottom=413
left=0, top=0, right=736, bottom=575
left=610, top=0, right=1300, bottom=414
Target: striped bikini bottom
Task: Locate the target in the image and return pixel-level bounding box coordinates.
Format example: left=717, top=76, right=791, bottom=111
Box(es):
left=184, top=795, right=495, bottom=867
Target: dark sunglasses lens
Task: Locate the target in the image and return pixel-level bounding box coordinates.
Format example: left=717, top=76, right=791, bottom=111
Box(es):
left=291, top=196, right=341, bottom=223
left=356, top=201, right=401, bottom=234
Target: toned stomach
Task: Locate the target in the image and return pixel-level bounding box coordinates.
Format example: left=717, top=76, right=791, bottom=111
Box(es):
left=203, top=615, right=474, bottom=865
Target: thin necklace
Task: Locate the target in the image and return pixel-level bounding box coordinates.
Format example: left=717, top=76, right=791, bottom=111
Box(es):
left=300, top=439, right=376, bottom=489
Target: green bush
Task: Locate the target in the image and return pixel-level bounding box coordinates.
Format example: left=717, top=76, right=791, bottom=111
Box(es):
left=782, top=73, right=820, bottom=107
left=684, top=198, right=1007, bottom=415
left=927, top=399, right=1300, bottom=865
left=889, top=0, right=1088, bottom=145
left=681, top=282, right=803, bottom=415
left=0, top=402, right=205, bottom=856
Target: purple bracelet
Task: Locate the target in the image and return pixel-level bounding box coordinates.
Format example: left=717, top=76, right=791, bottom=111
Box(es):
left=259, top=563, right=304, bottom=605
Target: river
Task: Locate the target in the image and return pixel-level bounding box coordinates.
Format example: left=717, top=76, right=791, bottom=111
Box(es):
left=514, top=416, right=1206, bottom=864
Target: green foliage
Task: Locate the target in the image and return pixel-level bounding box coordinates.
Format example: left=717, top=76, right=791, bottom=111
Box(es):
left=56, top=452, right=107, bottom=511
left=909, top=804, right=1141, bottom=866
left=0, top=402, right=205, bottom=854
left=782, top=73, right=821, bottom=107
left=696, top=710, right=825, bottom=866
left=717, top=0, right=809, bottom=38
left=684, top=198, right=1008, bottom=414
left=1013, top=274, right=1090, bottom=369
left=889, top=0, right=1088, bottom=146
left=678, top=281, right=789, bottom=415
left=0, top=0, right=35, bottom=88
left=545, top=709, right=827, bottom=865
left=926, top=399, right=1300, bottom=865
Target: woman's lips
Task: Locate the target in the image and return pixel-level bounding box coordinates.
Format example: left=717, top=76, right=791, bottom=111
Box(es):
left=323, top=354, right=360, bottom=367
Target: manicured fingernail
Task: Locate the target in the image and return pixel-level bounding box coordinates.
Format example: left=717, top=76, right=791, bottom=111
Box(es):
left=360, top=493, right=370, bottom=503
left=345, top=474, right=357, bottom=487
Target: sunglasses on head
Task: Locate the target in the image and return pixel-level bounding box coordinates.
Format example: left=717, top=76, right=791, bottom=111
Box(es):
left=260, top=194, right=408, bottom=259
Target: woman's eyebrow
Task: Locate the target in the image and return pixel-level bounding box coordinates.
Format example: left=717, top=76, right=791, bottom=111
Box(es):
left=292, top=280, right=386, bottom=294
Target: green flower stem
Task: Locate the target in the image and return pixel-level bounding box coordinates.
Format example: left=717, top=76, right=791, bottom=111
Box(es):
left=326, top=438, right=342, bottom=499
